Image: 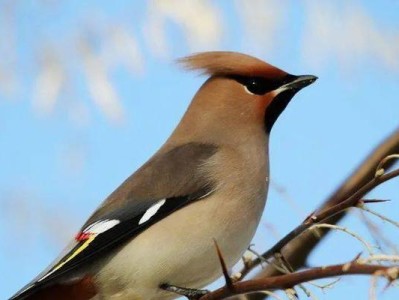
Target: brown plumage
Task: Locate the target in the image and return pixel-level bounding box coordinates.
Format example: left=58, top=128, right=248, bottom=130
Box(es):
left=11, top=51, right=316, bottom=300
left=26, top=277, right=96, bottom=300
left=178, top=51, right=287, bottom=78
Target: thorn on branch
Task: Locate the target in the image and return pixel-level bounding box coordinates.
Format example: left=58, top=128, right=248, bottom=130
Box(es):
left=213, top=239, right=234, bottom=291
left=360, top=199, right=391, bottom=205
left=352, top=252, right=363, bottom=263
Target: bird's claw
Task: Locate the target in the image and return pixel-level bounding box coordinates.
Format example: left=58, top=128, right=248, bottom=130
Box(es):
left=160, top=283, right=209, bottom=299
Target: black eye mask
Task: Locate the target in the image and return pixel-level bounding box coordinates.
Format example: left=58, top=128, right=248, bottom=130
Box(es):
left=228, top=74, right=298, bottom=95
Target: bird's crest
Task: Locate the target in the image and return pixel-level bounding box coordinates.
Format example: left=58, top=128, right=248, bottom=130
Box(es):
left=178, top=51, right=286, bottom=79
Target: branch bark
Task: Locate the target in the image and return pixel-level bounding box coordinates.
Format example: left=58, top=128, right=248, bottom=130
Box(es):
left=200, top=263, right=398, bottom=300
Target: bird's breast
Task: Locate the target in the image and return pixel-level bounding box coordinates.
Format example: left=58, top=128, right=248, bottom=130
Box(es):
left=93, top=143, right=269, bottom=299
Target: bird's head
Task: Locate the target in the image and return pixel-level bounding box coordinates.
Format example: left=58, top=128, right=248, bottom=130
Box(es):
left=173, top=51, right=317, bottom=143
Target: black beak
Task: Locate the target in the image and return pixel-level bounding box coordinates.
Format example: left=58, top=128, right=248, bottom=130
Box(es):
left=264, top=74, right=318, bottom=133
left=282, top=75, right=318, bottom=91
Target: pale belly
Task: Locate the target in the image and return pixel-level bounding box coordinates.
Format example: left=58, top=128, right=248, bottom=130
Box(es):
left=93, top=188, right=267, bottom=300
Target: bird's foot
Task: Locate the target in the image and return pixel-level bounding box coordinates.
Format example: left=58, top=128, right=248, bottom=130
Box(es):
left=160, top=283, right=209, bottom=300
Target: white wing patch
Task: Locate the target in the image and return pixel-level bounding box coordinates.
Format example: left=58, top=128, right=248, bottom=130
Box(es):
left=83, top=219, right=120, bottom=234
left=139, top=199, right=166, bottom=225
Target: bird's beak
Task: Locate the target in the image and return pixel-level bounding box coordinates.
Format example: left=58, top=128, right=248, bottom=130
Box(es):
left=281, top=75, right=318, bottom=91
left=265, top=74, right=318, bottom=132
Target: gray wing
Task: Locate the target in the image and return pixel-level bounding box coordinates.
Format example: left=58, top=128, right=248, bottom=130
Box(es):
left=11, top=142, right=218, bottom=300
left=86, top=142, right=217, bottom=223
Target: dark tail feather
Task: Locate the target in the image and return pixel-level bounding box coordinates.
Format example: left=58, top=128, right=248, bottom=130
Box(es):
left=10, top=276, right=97, bottom=300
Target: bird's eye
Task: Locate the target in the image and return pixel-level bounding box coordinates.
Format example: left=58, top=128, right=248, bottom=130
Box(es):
left=229, top=75, right=279, bottom=96
left=244, top=78, right=271, bottom=95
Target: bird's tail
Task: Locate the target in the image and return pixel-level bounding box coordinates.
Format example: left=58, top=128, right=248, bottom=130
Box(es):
left=10, top=276, right=97, bottom=300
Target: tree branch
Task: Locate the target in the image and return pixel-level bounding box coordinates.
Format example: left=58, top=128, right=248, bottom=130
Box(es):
left=237, top=128, right=399, bottom=299
left=200, top=263, right=398, bottom=300
left=238, top=163, right=399, bottom=280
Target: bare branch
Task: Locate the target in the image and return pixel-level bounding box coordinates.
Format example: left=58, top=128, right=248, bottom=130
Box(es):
left=200, top=264, right=398, bottom=300
left=239, top=128, right=399, bottom=300
left=238, top=165, right=399, bottom=280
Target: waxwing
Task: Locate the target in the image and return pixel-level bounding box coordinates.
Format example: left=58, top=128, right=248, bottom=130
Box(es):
left=11, top=51, right=317, bottom=300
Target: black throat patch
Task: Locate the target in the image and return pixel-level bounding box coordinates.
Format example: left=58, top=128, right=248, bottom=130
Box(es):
left=264, top=89, right=297, bottom=133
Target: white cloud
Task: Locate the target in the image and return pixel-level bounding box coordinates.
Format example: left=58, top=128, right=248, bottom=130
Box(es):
left=234, top=0, right=286, bottom=55
left=79, top=36, right=125, bottom=124
left=33, top=48, right=65, bottom=114
left=101, top=25, right=145, bottom=76
left=144, top=0, right=223, bottom=57
left=302, top=1, right=399, bottom=72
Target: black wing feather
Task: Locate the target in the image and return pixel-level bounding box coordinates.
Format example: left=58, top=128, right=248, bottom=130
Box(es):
left=39, top=188, right=212, bottom=285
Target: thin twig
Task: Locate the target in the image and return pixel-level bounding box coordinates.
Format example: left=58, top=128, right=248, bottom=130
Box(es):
left=310, top=223, right=375, bottom=255
left=358, top=255, right=399, bottom=264
left=358, top=210, right=398, bottom=254
left=375, top=154, right=399, bottom=177
left=359, top=205, right=399, bottom=229
left=238, top=167, right=399, bottom=280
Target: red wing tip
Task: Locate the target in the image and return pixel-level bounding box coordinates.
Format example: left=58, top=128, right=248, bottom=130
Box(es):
left=75, top=232, right=92, bottom=241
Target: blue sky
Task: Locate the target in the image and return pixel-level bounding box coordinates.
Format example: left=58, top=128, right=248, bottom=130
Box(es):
left=1, top=1, right=399, bottom=299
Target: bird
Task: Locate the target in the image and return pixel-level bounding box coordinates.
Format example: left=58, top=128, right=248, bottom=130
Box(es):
left=10, top=51, right=317, bottom=300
